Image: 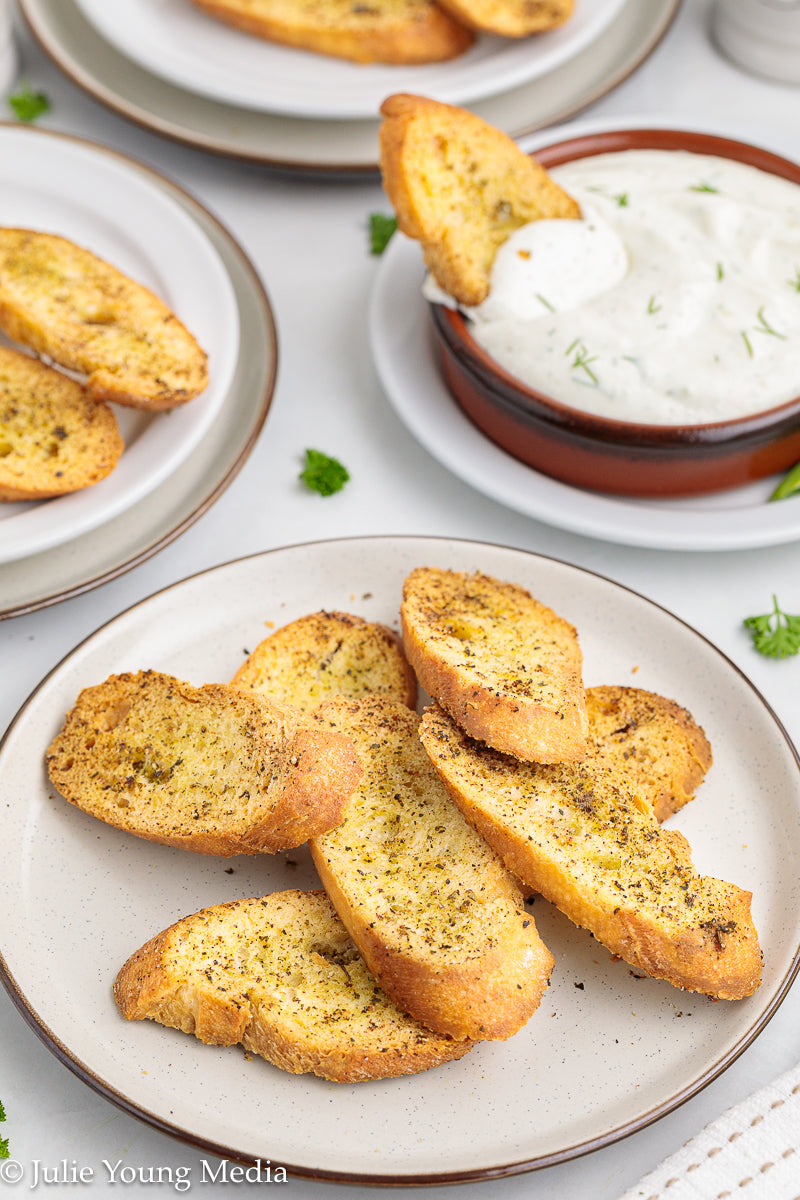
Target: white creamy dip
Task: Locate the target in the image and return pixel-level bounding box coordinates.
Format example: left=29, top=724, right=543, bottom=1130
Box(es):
left=427, top=150, right=800, bottom=425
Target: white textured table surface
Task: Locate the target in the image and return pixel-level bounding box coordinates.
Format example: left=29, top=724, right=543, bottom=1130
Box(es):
left=2, top=1, right=800, bottom=1195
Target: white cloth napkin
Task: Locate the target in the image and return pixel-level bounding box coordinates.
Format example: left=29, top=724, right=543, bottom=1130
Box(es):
left=617, top=1063, right=800, bottom=1200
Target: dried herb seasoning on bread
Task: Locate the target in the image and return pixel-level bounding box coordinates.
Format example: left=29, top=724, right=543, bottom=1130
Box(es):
left=379, top=93, right=580, bottom=306
left=115, top=890, right=472, bottom=1082
left=231, top=610, right=417, bottom=711
left=420, top=703, right=761, bottom=1001
left=0, top=229, right=208, bottom=411
left=584, top=685, right=713, bottom=823
left=186, top=0, right=475, bottom=63
left=310, top=694, right=554, bottom=1041
left=46, top=670, right=362, bottom=855
left=0, top=345, right=123, bottom=500
left=401, top=566, right=588, bottom=763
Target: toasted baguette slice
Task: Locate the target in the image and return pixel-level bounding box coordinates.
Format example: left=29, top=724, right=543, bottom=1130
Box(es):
left=115, top=890, right=472, bottom=1082
left=420, top=705, right=761, bottom=1000
left=585, top=686, right=713, bottom=823
left=46, top=670, right=361, bottom=855
left=0, top=345, right=123, bottom=500
left=186, top=0, right=474, bottom=64
left=0, top=229, right=208, bottom=410
left=436, top=0, right=573, bottom=36
left=231, top=611, right=417, bottom=712
left=401, top=566, right=588, bottom=763
left=309, top=695, right=554, bottom=1041
left=379, top=94, right=580, bottom=306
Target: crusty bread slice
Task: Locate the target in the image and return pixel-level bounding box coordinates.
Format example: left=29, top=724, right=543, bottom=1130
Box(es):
left=420, top=704, right=761, bottom=1000
left=435, top=0, right=573, bottom=37
left=0, top=345, right=123, bottom=500
left=115, top=890, right=472, bottom=1082
left=401, top=566, right=588, bottom=763
left=309, top=695, right=554, bottom=1041
left=231, top=611, right=417, bottom=711
left=0, top=229, right=208, bottom=411
left=585, top=685, right=713, bottom=823
left=46, top=670, right=362, bottom=855
left=379, top=94, right=581, bottom=306
left=186, top=0, right=474, bottom=63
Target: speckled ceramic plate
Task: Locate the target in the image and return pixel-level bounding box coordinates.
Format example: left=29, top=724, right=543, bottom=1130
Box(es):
left=1, top=537, right=798, bottom=1182
left=19, top=0, right=680, bottom=173
left=71, top=0, right=625, bottom=119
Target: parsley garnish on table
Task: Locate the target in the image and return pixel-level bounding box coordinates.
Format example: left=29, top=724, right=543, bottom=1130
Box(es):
left=743, top=596, right=800, bottom=658
left=0, top=1099, right=8, bottom=1159
left=8, top=80, right=51, bottom=122
left=368, top=213, right=397, bottom=255
left=300, top=449, right=349, bottom=496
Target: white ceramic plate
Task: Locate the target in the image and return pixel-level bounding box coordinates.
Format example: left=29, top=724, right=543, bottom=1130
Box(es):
left=1, top=536, right=798, bottom=1182
left=370, top=120, right=800, bottom=552
left=0, top=146, right=276, bottom=621
left=71, top=0, right=625, bottom=120
left=20, top=0, right=681, bottom=172
left=0, top=124, right=239, bottom=565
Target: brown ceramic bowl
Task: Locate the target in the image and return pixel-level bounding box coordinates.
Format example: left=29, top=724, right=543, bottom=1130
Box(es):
left=430, top=128, right=800, bottom=498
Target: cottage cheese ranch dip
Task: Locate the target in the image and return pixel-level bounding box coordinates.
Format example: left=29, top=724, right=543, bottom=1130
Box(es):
left=425, top=149, right=800, bottom=425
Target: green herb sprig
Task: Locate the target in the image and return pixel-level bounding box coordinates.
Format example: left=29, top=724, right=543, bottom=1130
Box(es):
left=769, top=461, right=800, bottom=502
left=300, top=449, right=350, bottom=497
left=368, top=213, right=397, bottom=256
left=743, top=595, right=800, bottom=658
left=8, top=80, right=51, bottom=122
left=0, top=1099, right=8, bottom=1160
left=566, top=339, right=598, bottom=385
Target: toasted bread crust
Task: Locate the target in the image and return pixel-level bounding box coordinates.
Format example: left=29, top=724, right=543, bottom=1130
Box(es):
left=379, top=94, right=580, bottom=306
left=401, top=567, right=588, bottom=763
left=0, top=229, right=208, bottom=410
left=420, top=704, right=761, bottom=1000
left=585, top=686, right=713, bottom=822
left=231, top=611, right=417, bottom=711
left=436, top=0, right=573, bottom=36
left=115, top=891, right=472, bottom=1082
left=187, top=0, right=474, bottom=63
left=309, top=695, right=553, bottom=1040
left=46, top=670, right=361, bottom=855
left=0, top=345, right=123, bottom=500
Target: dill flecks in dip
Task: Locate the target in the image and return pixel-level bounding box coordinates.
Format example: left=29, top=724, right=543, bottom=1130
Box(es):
left=427, top=149, right=800, bottom=426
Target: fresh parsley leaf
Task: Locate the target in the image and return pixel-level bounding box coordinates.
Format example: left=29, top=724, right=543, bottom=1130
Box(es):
left=0, top=1100, right=5, bottom=1121
left=369, top=213, right=397, bottom=256
left=744, top=595, right=800, bottom=658
left=769, top=461, right=800, bottom=502
left=8, top=80, right=51, bottom=122
left=300, top=449, right=349, bottom=497
left=0, top=1136, right=8, bottom=1160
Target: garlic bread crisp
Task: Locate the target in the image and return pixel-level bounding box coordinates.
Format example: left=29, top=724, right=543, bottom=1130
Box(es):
left=401, top=566, right=588, bottom=763
left=115, top=890, right=472, bottom=1082
left=231, top=611, right=417, bottom=711
left=585, top=685, right=713, bottom=823
left=0, top=229, right=208, bottom=411
left=0, top=345, right=123, bottom=500
left=46, top=670, right=362, bottom=855
left=420, top=704, right=761, bottom=1001
left=436, top=0, right=573, bottom=37
left=186, top=0, right=474, bottom=63
left=379, top=94, right=581, bottom=306
left=310, top=695, right=554, bottom=1041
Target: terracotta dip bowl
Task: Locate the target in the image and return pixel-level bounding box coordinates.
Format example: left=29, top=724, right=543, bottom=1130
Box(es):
left=430, top=129, right=800, bottom=498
